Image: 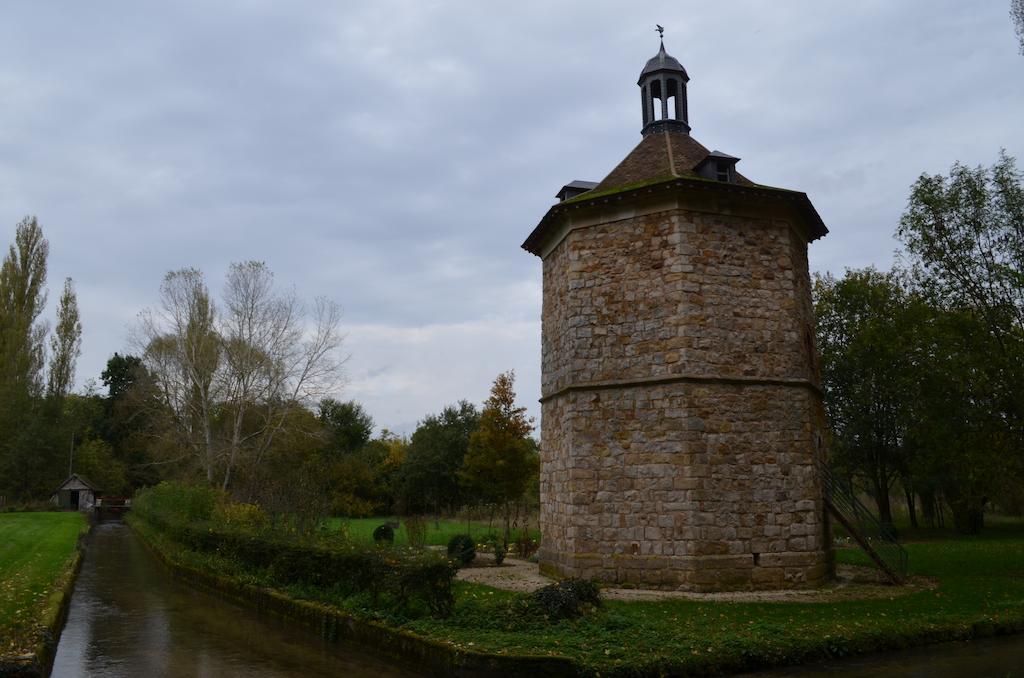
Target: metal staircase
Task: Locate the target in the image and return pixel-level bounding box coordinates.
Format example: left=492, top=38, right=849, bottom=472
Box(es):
left=819, top=461, right=908, bottom=584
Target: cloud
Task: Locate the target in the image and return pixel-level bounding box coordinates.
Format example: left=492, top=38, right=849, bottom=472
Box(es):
left=0, top=1, right=1021, bottom=432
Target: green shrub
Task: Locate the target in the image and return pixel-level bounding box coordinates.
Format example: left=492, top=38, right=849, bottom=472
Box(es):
left=447, top=534, right=476, bottom=566
left=134, top=483, right=458, bottom=616
left=531, top=578, right=601, bottom=619
left=212, top=502, right=267, bottom=531
left=133, top=481, right=220, bottom=528
left=373, top=523, right=395, bottom=545
left=391, top=550, right=457, bottom=616
left=404, top=515, right=427, bottom=549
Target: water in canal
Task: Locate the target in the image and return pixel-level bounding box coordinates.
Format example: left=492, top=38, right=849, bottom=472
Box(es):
left=52, top=521, right=1024, bottom=677
left=742, top=630, right=1024, bottom=677
left=51, top=520, right=421, bottom=677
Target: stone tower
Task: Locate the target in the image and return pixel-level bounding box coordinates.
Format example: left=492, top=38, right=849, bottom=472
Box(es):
left=522, top=38, right=833, bottom=591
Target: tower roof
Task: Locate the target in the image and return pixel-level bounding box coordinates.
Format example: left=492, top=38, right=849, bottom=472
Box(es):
left=639, top=41, right=689, bottom=82
left=592, top=131, right=751, bottom=192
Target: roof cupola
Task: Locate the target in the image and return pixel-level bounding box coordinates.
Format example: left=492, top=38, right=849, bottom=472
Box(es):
left=639, top=27, right=690, bottom=136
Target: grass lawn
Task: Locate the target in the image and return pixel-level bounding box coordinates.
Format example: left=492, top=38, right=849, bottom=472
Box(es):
left=326, top=516, right=540, bottom=547
left=0, top=512, right=87, bottom=658
left=404, top=518, right=1024, bottom=674
left=138, top=512, right=1024, bottom=675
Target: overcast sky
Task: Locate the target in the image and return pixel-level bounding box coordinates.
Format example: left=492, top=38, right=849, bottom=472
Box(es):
left=1, top=2, right=1021, bottom=434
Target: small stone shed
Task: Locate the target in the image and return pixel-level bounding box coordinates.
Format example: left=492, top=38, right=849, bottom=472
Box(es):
left=51, top=473, right=100, bottom=512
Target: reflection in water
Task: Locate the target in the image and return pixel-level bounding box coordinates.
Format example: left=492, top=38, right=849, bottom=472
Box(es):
left=52, top=521, right=421, bottom=678
left=743, top=633, right=1024, bottom=678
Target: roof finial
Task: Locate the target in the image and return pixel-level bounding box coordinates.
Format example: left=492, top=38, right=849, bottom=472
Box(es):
left=656, top=24, right=665, bottom=44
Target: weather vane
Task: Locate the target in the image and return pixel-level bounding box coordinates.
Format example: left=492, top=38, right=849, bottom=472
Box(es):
left=656, top=24, right=664, bottom=41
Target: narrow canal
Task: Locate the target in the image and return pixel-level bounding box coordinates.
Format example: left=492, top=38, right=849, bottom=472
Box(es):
left=743, top=631, right=1024, bottom=677
left=51, top=520, right=421, bottom=677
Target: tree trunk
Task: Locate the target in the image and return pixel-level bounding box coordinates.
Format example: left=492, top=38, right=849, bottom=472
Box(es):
left=903, top=483, right=918, bottom=529
left=871, top=469, right=894, bottom=528
left=919, top=488, right=936, bottom=528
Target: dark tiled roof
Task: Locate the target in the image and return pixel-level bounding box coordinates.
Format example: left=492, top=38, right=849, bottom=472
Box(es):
left=561, top=180, right=599, bottom=191
left=639, top=43, right=688, bottom=80
left=522, top=131, right=827, bottom=256
left=594, top=132, right=752, bottom=192
left=556, top=180, right=599, bottom=201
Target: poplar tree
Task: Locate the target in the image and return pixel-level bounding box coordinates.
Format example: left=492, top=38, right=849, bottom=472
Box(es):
left=47, top=277, right=82, bottom=399
left=0, top=217, right=50, bottom=499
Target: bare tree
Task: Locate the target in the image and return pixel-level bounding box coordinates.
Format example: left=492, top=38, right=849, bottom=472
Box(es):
left=138, top=268, right=221, bottom=482
left=137, top=262, right=346, bottom=489
left=1014, top=0, right=1024, bottom=54
left=219, top=261, right=346, bottom=489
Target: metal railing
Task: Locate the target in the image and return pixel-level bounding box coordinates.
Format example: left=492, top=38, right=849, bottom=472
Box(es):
left=819, top=461, right=908, bottom=584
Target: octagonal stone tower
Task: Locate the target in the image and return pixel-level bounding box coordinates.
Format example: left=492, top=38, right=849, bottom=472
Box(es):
left=522, top=39, right=834, bottom=591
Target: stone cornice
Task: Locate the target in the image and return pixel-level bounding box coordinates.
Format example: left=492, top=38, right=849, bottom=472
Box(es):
left=539, top=372, right=823, bottom=403
left=523, top=175, right=828, bottom=259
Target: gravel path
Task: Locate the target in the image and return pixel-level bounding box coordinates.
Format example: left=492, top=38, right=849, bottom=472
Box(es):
left=456, top=556, right=933, bottom=602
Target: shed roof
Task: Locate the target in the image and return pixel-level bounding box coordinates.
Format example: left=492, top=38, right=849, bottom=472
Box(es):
left=53, top=473, right=100, bottom=494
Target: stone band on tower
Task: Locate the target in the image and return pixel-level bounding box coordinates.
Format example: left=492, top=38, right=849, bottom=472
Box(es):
left=523, top=37, right=834, bottom=591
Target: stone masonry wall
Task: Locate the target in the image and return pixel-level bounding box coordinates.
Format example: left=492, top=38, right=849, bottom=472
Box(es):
left=539, top=204, right=832, bottom=591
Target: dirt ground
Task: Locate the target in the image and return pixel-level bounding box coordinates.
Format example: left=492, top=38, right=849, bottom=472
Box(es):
left=456, top=555, right=934, bottom=602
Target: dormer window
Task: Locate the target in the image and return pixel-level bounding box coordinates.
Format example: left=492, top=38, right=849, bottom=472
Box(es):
left=696, top=150, right=741, bottom=184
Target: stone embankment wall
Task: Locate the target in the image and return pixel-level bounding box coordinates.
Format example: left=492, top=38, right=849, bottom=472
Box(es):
left=539, top=205, right=832, bottom=591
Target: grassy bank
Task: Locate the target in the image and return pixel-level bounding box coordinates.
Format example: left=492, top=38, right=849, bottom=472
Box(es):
left=0, top=512, right=88, bottom=670
left=131, top=495, right=1024, bottom=675
left=326, top=516, right=540, bottom=548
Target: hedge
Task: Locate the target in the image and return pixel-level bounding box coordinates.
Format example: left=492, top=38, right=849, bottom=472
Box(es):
left=133, top=483, right=455, bottom=616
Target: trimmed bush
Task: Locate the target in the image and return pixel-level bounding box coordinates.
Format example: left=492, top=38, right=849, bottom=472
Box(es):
left=373, top=523, right=395, bottom=545
left=447, top=534, right=476, bottom=566
left=133, top=483, right=456, bottom=617
left=532, top=578, right=601, bottom=619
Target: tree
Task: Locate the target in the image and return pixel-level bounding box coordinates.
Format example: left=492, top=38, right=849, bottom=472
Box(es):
left=137, top=262, right=346, bottom=492
left=0, top=216, right=48, bottom=399
left=319, top=399, right=374, bottom=456
left=1013, top=0, right=1024, bottom=54
left=399, top=401, right=480, bottom=515
left=898, top=151, right=1024, bottom=528
left=139, top=268, right=220, bottom=483
left=901, top=306, right=1009, bottom=533
left=899, top=152, right=1024, bottom=353
left=814, top=269, right=917, bottom=528
left=73, top=438, right=127, bottom=495
left=47, top=278, right=82, bottom=399
left=0, top=217, right=52, bottom=499
left=100, top=353, right=163, bottom=489
left=460, top=371, right=538, bottom=546
left=101, top=353, right=144, bottom=400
